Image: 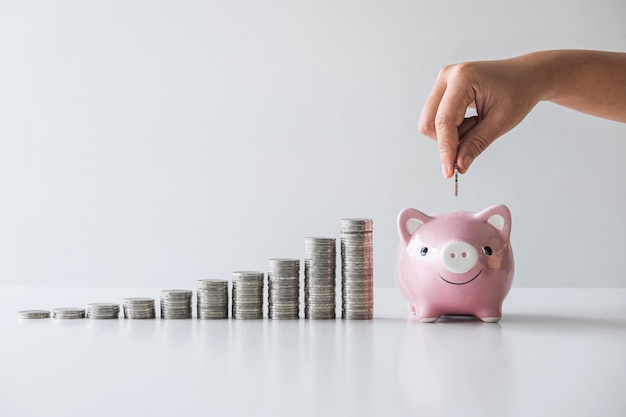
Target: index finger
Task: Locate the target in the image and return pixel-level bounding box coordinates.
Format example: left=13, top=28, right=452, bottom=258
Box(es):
left=419, top=72, right=448, bottom=140
left=434, top=80, right=476, bottom=178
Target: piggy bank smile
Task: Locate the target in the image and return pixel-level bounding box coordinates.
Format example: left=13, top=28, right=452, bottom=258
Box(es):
left=439, top=269, right=483, bottom=286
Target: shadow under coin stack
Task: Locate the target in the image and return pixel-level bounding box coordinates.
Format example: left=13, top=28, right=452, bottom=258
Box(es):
left=267, top=258, right=300, bottom=320
left=196, top=279, right=229, bottom=319
left=122, top=298, right=156, bottom=319
left=160, top=290, right=193, bottom=319
left=232, top=271, right=264, bottom=319
left=86, top=303, right=120, bottom=319
left=52, top=307, right=86, bottom=319
left=340, top=218, right=374, bottom=320
left=304, top=237, right=337, bottom=319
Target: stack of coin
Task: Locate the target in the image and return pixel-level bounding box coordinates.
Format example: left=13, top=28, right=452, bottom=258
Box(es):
left=232, top=271, right=264, bottom=320
left=17, top=310, right=50, bottom=319
left=160, top=289, right=193, bottom=319
left=52, top=307, right=86, bottom=319
left=267, top=258, right=300, bottom=320
left=196, top=279, right=229, bottom=319
left=340, top=218, right=374, bottom=320
left=122, top=297, right=156, bottom=319
left=304, top=237, right=337, bottom=319
left=86, top=303, right=120, bottom=319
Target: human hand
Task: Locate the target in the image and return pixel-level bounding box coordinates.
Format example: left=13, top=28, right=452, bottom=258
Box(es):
left=418, top=57, right=541, bottom=178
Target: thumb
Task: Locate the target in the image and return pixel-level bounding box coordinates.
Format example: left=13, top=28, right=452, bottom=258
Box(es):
left=455, top=119, right=501, bottom=173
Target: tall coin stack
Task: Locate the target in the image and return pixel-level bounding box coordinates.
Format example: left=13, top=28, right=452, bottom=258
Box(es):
left=232, top=271, right=264, bottom=319
left=122, top=297, right=156, bottom=319
left=340, top=218, right=374, bottom=320
left=196, top=279, right=229, bottom=319
left=160, top=290, right=193, bottom=319
left=304, top=237, right=337, bottom=319
left=267, top=258, right=300, bottom=320
left=86, top=303, right=120, bottom=319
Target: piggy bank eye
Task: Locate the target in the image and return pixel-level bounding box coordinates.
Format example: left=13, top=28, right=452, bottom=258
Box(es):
left=483, top=246, right=493, bottom=256
left=420, top=247, right=428, bottom=256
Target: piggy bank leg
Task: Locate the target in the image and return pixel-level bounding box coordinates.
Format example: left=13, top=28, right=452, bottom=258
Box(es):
left=480, top=317, right=501, bottom=323
left=407, top=303, right=416, bottom=314
left=477, top=307, right=502, bottom=323
left=416, top=306, right=441, bottom=323
left=419, top=317, right=438, bottom=323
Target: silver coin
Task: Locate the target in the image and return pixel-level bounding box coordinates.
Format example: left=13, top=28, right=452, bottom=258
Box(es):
left=340, top=218, right=373, bottom=233
left=161, top=289, right=192, bottom=319
left=304, top=236, right=338, bottom=320
left=305, top=309, right=336, bottom=320
left=266, top=259, right=300, bottom=320
left=232, top=271, right=264, bottom=320
left=123, top=297, right=155, bottom=306
left=17, top=310, right=50, bottom=319
left=52, top=307, right=86, bottom=319
left=340, top=218, right=374, bottom=320
left=122, top=298, right=156, bottom=319
left=86, top=303, right=120, bottom=319
left=232, top=271, right=264, bottom=280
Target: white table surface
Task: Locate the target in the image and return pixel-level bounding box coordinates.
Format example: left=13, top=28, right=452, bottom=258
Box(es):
left=1, top=287, right=625, bottom=417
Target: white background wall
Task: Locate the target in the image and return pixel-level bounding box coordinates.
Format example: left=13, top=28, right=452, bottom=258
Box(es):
left=0, top=0, right=624, bottom=288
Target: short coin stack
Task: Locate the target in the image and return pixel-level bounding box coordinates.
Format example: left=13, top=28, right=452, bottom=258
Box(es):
left=17, top=310, right=50, bottom=319
left=232, top=271, right=264, bottom=319
left=304, top=237, right=337, bottom=319
left=196, top=279, right=229, bottom=319
left=267, top=258, right=300, bottom=320
left=122, top=297, right=156, bottom=319
left=86, top=303, right=120, bottom=319
left=52, top=307, right=86, bottom=319
left=160, top=290, right=193, bottom=319
left=340, top=218, right=374, bottom=320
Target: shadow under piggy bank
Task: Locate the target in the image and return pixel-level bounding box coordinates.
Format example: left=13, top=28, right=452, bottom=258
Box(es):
left=396, top=317, right=512, bottom=415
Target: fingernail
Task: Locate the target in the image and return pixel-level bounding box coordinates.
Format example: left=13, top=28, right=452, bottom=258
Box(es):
left=463, top=155, right=474, bottom=171
left=441, top=163, right=450, bottom=178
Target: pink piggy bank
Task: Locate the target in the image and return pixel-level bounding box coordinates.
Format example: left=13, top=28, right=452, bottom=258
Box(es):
left=395, top=204, right=514, bottom=323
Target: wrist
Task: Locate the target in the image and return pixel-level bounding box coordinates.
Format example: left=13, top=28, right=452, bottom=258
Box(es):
left=513, top=51, right=565, bottom=104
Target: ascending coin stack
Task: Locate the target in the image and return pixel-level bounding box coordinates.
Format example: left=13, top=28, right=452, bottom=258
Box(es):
left=196, top=279, right=229, bottom=319
left=17, top=310, right=51, bottom=319
left=267, top=258, right=300, bottom=320
left=304, top=237, right=337, bottom=319
left=17, top=218, right=375, bottom=321
left=231, top=271, right=264, bottom=319
left=52, top=307, right=86, bottom=319
left=87, top=303, right=120, bottom=319
left=123, top=298, right=156, bottom=319
left=160, top=290, right=193, bottom=319
left=341, top=218, right=374, bottom=320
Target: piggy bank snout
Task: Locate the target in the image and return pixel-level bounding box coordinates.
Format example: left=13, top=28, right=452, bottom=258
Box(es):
left=441, top=241, right=478, bottom=274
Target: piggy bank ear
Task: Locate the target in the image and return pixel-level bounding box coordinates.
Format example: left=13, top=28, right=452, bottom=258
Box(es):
left=476, top=204, right=512, bottom=241
left=397, top=208, right=432, bottom=245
